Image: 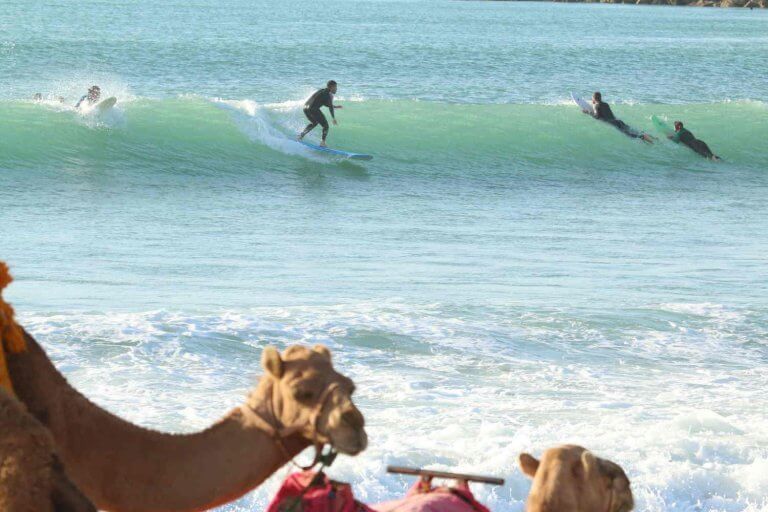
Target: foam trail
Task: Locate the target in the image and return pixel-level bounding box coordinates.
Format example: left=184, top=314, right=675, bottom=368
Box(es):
left=213, top=98, right=329, bottom=162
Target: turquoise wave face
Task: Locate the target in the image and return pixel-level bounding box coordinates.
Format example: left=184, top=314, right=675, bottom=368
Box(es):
left=1, top=97, right=766, bottom=172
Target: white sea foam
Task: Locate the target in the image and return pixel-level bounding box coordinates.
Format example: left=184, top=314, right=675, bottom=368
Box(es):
left=17, top=302, right=768, bottom=512
left=212, top=98, right=339, bottom=162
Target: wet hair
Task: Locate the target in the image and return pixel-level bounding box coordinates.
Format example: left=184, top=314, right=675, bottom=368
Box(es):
left=89, top=85, right=100, bottom=92
left=593, top=91, right=602, bottom=101
left=674, top=121, right=683, bottom=129
left=327, top=80, right=337, bottom=88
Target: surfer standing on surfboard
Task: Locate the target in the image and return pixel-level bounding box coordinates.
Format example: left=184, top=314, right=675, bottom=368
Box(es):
left=590, top=92, right=654, bottom=143
left=298, top=80, right=342, bottom=147
left=75, top=85, right=101, bottom=109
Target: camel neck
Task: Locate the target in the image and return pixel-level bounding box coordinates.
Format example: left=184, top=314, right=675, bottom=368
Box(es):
left=8, top=331, right=311, bottom=512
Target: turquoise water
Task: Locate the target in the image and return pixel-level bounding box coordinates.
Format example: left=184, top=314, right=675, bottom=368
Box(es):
left=2, top=1, right=768, bottom=511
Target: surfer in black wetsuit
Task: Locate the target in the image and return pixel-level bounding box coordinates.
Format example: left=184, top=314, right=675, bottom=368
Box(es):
left=298, top=80, right=342, bottom=147
left=75, top=85, right=101, bottom=109
left=591, top=92, right=654, bottom=143
left=670, top=121, right=719, bottom=160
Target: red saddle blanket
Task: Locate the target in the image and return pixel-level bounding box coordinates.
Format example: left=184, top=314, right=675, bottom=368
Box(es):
left=267, top=471, right=373, bottom=512
left=267, top=471, right=490, bottom=512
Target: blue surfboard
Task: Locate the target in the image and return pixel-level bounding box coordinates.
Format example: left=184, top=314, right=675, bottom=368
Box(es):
left=299, top=141, right=373, bottom=161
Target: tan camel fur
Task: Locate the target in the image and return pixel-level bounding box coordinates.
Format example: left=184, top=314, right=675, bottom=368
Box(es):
left=7, top=334, right=367, bottom=512
left=519, top=445, right=633, bottom=512
left=0, top=388, right=95, bottom=512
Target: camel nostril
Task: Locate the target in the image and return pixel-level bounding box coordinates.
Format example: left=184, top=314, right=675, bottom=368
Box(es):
left=341, top=409, right=363, bottom=428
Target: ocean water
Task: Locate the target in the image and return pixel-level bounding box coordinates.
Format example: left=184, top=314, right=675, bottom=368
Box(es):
left=2, top=1, right=768, bottom=511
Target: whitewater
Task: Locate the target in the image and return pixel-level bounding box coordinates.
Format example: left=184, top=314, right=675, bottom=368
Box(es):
left=2, top=0, right=768, bottom=511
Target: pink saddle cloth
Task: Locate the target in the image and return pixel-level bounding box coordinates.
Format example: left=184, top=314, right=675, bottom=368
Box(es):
left=371, top=481, right=490, bottom=512
left=267, top=472, right=489, bottom=512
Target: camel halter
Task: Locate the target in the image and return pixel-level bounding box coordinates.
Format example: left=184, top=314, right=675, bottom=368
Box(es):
left=248, top=380, right=342, bottom=471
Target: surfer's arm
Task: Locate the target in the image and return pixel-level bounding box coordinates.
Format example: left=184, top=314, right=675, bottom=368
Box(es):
left=74, top=95, right=86, bottom=108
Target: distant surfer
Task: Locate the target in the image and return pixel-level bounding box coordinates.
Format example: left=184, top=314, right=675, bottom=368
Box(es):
left=33, top=93, right=65, bottom=103
left=669, top=121, right=719, bottom=160
left=298, top=80, right=342, bottom=147
left=589, top=92, right=654, bottom=143
left=75, top=85, right=101, bottom=109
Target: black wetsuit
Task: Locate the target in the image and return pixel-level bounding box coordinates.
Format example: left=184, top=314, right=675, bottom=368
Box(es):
left=593, top=101, right=642, bottom=139
left=301, top=88, right=335, bottom=141
left=674, top=128, right=715, bottom=159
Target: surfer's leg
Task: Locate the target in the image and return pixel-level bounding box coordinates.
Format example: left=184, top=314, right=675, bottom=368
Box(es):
left=613, top=120, right=652, bottom=141
left=299, top=108, right=320, bottom=139
left=613, top=120, right=639, bottom=138
left=692, top=140, right=714, bottom=159
left=317, top=112, right=329, bottom=145
left=299, top=123, right=316, bottom=140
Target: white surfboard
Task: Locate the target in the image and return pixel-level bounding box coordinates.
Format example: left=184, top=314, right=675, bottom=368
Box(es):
left=299, top=140, right=373, bottom=161
left=96, top=97, right=117, bottom=112
left=571, top=92, right=593, bottom=115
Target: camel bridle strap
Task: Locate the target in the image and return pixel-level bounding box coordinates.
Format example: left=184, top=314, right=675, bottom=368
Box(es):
left=248, top=381, right=342, bottom=471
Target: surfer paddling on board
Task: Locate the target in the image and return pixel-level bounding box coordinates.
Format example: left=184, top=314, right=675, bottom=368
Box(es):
left=298, top=80, right=342, bottom=147
left=75, top=85, right=101, bottom=109
left=670, top=121, right=719, bottom=160
left=589, top=92, right=654, bottom=143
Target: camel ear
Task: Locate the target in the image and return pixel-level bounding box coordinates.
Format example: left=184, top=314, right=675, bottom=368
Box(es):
left=581, top=450, right=598, bottom=476
left=313, top=344, right=332, bottom=362
left=519, top=453, right=540, bottom=478
left=262, top=346, right=284, bottom=378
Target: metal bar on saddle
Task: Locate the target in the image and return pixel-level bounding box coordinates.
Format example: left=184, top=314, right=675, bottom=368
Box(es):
left=386, top=466, right=505, bottom=486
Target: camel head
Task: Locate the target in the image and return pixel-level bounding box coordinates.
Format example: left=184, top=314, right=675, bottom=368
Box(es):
left=519, top=445, right=633, bottom=512
left=247, top=345, right=367, bottom=456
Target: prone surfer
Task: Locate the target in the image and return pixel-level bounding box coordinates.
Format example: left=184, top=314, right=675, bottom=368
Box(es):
left=669, top=121, right=719, bottom=161
left=75, top=85, right=101, bottom=109
left=590, top=92, right=654, bottom=143
left=298, top=80, right=342, bottom=147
